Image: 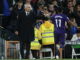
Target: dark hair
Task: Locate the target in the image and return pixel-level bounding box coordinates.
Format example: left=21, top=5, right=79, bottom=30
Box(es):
left=43, top=5, right=48, bottom=10
left=42, top=16, right=50, bottom=21
left=76, top=3, right=80, bottom=7
left=67, top=0, right=73, bottom=2
left=57, top=7, right=63, bottom=13
left=17, top=0, right=23, bottom=3
left=69, top=15, right=75, bottom=20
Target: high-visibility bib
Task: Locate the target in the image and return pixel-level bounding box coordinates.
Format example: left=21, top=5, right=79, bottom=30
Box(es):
left=41, top=24, right=54, bottom=45
left=31, top=27, right=41, bottom=50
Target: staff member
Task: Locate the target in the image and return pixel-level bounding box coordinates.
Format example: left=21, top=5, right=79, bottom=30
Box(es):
left=15, top=3, right=37, bottom=59
left=38, top=17, right=55, bottom=57
left=71, top=28, right=80, bottom=58
left=31, top=26, right=41, bottom=59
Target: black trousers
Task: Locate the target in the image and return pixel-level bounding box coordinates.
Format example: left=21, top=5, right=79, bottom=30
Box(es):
left=20, top=41, right=30, bottom=59
left=31, top=50, right=39, bottom=59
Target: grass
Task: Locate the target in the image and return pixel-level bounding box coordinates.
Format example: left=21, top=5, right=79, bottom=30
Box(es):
left=1, top=59, right=80, bottom=60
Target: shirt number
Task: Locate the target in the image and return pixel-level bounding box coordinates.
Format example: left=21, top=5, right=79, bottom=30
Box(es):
left=55, top=19, right=61, bottom=27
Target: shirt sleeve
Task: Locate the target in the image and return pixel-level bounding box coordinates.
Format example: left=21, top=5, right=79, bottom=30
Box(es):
left=50, top=16, right=54, bottom=20
left=64, top=15, right=69, bottom=22
left=71, top=34, right=77, bottom=41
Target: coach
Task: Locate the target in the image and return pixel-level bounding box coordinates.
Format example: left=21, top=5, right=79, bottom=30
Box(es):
left=15, top=3, right=37, bottom=59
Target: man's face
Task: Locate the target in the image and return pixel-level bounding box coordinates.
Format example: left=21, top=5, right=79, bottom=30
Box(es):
left=49, top=5, right=54, bottom=11
left=77, top=5, right=80, bottom=12
left=25, top=6, right=31, bottom=12
left=52, top=1, right=57, bottom=6
left=67, top=2, right=73, bottom=8
left=77, top=33, right=80, bottom=37
left=18, top=2, right=23, bottom=7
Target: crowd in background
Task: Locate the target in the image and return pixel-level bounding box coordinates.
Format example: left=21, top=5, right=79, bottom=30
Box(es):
left=1, top=0, right=79, bottom=40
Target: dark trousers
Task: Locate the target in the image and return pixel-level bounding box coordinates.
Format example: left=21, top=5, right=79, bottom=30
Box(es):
left=20, top=41, right=30, bottom=59
left=31, top=50, right=39, bottom=59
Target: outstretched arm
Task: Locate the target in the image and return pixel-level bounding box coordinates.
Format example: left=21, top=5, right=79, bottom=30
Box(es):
left=68, top=20, right=77, bottom=27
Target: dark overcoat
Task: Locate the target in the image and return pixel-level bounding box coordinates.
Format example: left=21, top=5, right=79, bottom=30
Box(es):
left=17, top=11, right=36, bottom=42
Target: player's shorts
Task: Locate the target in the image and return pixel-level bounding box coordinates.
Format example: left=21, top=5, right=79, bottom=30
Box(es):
left=54, top=33, right=65, bottom=44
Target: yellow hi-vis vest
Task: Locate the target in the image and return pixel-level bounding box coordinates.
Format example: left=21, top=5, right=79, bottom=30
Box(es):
left=41, top=24, right=54, bottom=45
left=31, top=27, right=41, bottom=50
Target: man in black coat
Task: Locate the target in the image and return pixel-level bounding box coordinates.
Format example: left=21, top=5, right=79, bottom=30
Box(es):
left=0, top=0, right=3, bottom=14
left=15, top=4, right=37, bottom=59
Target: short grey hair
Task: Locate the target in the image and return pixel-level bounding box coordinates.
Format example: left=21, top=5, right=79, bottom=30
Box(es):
left=24, top=3, right=32, bottom=10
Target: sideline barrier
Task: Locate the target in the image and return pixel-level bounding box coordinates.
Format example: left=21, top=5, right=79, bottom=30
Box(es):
left=5, top=41, right=20, bottom=59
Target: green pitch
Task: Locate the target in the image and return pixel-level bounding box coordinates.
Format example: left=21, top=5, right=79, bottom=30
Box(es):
left=2, top=59, right=80, bottom=60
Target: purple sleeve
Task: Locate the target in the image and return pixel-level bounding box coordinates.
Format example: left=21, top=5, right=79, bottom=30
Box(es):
left=50, top=16, right=54, bottom=20
left=64, top=15, right=69, bottom=22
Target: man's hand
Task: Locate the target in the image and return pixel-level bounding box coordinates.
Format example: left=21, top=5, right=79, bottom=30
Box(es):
left=77, top=27, right=80, bottom=29
left=15, top=31, right=18, bottom=35
left=68, top=20, right=77, bottom=27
